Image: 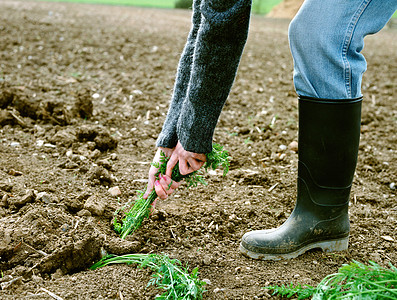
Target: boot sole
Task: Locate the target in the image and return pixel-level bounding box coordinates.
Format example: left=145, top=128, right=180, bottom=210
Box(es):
left=239, top=236, right=349, bottom=260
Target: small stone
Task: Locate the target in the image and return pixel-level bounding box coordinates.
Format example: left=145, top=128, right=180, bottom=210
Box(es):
left=36, top=140, right=44, bottom=147
left=108, top=186, right=121, bottom=197
left=31, top=275, right=43, bottom=283
left=98, top=158, right=112, bottom=169
left=132, top=90, right=143, bottom=95
left=381, top=235, right=394, bottom=242
left=44, top=143, right=56, bottom=148
left=9, top=190, right=35, bottom=207
left=60, top=224, right=70, bottom=232
left=288, top=141, right=298, bottom=152
left=66, top=150, right=73, bottom=157
left=77, top=209, right=92, bottom=217
left=50, top=129, right=76, bottom=147
left=57, top=161, right=79, bottom=169
left=0, top=194, right=8, bottom=207
left=279, top=144, right=287, bottom=151
left=275, top=153, right=286, bottom=161
left=110, top=153, right=118, bottom=160
left=213, top=288, right=224, bottom=293
left=89, top=149, right=101, bottom=160
left=51, top=269, right=63, bottom=280
left=10, top=141, right=20, bottom=147
left=70, top=154, right=81, bottom=162
left=84, top=194, right=105, bottom=216
left=390, top=182, right=396, bottom=190
left=37, top=192, right=53, bottom=204
left=203, top=256, right=212, bottom=265
left=88, top=166, right=113, bottom=185
left=8, top=169, right=23, bottom=176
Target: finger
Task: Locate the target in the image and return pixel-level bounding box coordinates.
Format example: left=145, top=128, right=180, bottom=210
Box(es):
left=168, top=178, right=181, bottom=190
left=165, top=187, right=174, bottom=196
left=187, top=157, right=205, bottom=172
left=159, top=174, right=179, bottom=193
left=178, top=159, right=193, bottom=176
left=150, top=198, right=158, bottom=215
left=159, top=174, right=174, bottom=196
left=144, top=181, right=153, bottom=199
left=143, top=172, right=156, bottom=199
left=191, top=152, right=207, bottom=163
left=154, top=180, right=168, bottom=200
left=165, top=154, right=178, bottom=178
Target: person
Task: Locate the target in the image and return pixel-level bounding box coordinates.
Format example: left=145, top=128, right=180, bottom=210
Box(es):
left=143, top=0, right=397, bottom=260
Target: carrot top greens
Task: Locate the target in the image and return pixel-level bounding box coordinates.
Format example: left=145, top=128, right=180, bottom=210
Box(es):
left=91, top=253, right=206, bottom=300
left=114, top=143, right=230, bottom=239
left=266, top=260, right=397, bottom=299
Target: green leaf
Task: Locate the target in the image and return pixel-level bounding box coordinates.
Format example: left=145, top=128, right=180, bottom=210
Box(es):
left=266, top=260, right=397, bottom=300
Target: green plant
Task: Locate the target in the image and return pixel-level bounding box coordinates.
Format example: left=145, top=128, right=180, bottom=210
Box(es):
left=114, top=143, right=230, bottom=239
left=265, top=260, right=397, bottom=299
left=174, top=0, right=193, bottom=9
left=90, top=253, right=206, bottom=300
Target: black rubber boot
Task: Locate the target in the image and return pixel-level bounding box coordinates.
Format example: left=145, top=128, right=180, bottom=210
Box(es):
left=240, top=96, right=362, bottom=260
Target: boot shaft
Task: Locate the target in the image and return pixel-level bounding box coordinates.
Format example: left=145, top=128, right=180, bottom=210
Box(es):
left=298, top=96, right=362, bottom=206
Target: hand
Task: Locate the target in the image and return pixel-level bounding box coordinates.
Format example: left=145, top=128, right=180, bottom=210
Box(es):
left=165, top=141, right=206, bottom=177
left=143, top=147, right=181, bottom=201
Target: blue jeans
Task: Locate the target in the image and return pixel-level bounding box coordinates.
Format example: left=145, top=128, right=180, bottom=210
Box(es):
left=289, top=0, right=397, bottom=99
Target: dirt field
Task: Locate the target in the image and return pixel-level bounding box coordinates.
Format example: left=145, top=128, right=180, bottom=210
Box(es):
left=0, top=1, right=396, bottom=299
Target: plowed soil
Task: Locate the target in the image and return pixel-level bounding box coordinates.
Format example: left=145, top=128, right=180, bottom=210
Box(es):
left=0, top=1, right=396, bottom=299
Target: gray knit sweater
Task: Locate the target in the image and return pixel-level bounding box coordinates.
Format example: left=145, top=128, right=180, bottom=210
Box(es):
left=156, top=0, right=252, bottom=153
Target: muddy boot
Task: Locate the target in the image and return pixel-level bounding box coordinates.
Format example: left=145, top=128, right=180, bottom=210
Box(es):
left=239, top=96, right=362, bottom=260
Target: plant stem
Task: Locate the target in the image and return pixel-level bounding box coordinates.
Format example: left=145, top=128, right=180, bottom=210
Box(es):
left=119, top=190, right=157, bottom=239
left=90, top=253, right=206, bottom=300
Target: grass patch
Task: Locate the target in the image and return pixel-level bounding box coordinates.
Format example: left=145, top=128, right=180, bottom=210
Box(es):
left=37, top=0, right=284, bottom=14
left=252, top=0, right=282, bottom=14
left=38, top=0, right=176, bottom=9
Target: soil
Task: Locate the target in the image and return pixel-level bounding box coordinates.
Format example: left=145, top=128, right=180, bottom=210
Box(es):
left=0, top=1, right=396, bottom=299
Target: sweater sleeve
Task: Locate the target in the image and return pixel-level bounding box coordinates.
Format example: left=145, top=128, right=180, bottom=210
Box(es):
left=156, top=0, right=202, bottom=149
left=176, top=0, right=252, bottom=153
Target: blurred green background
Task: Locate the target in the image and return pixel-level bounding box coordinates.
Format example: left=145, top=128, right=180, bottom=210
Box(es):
left=38, top=0, right=397, bottom=18
left=39, top=0, right=284, bottom=15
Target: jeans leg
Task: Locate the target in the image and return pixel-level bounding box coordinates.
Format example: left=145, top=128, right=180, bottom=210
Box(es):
left=289, top=0, right=397, bottom=99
